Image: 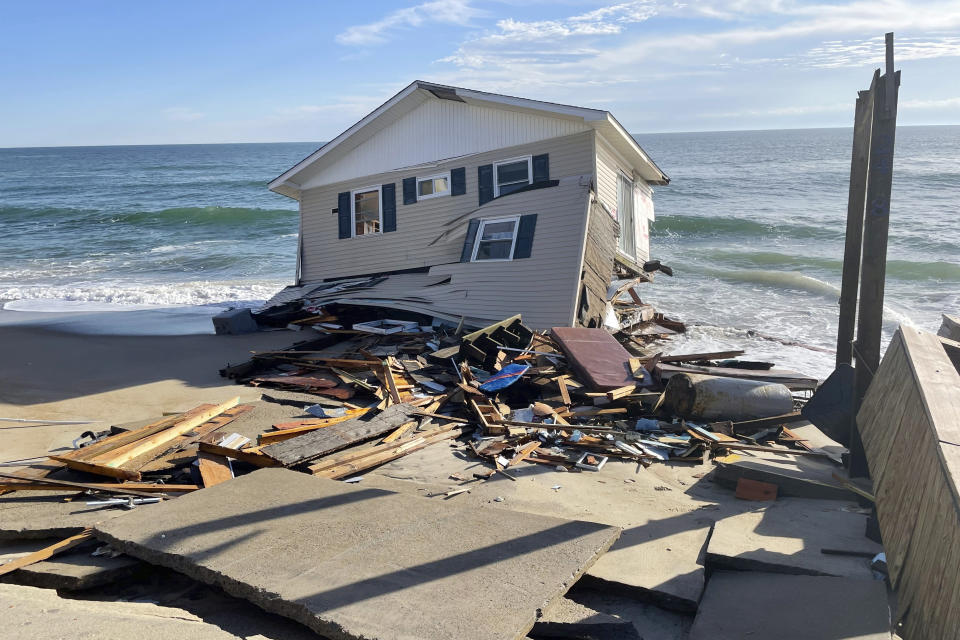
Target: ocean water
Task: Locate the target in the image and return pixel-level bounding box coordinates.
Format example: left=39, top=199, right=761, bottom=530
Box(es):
left=2, top=127, right=958, bottom=377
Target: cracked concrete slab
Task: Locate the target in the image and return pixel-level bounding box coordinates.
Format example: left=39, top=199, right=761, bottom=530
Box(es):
left=706, top=498, right=881, bottom=578
left=95, top=468, right=619, bottom=640
left=689, top=572, right=891, bottom=639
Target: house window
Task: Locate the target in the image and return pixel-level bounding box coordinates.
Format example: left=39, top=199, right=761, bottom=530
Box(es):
left=493, top=156, right=531, bottom=197
left=352, top=186, right=381, bottom=236
left=417, top=173, right=450, bottom=200
left=472, top=216, right=519, bottom=261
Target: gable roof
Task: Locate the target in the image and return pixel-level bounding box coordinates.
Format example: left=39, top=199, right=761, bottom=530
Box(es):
left=269, top=80, right=669, bottom=199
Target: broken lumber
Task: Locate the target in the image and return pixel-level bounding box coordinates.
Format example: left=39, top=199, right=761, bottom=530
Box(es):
left=260, top=403, right=421, bottom=466
left=0, top=529, right=94, bottom=577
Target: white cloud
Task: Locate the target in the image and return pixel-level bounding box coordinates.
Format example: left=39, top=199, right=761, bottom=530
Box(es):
left=335, top=0, right=485, bottom=46
left=485, top=1, right=657, bottom=41
left=803, top=35, right=960, bottom=68
left=163, top=107, right=204, bottom=122
left=901, top=96, right=960, bottom=109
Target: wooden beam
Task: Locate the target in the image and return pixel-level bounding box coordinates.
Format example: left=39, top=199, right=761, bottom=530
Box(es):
left=0, top=529, right=94, bottom=577
left=836, top=74, right=877, bottom=367
left=0, top=471, right=174, bottom=498
left=197, top=442, right=280, bottom=468
left=92, top=397, right=240, bottom=468
left=0, top=482, right=198, bottom=493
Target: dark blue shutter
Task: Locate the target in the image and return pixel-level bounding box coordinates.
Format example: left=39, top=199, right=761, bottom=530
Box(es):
left=382, top=183, right=397, bottom=232
left=478, top=164, right=494, bottom=206
left=337, top=191, right=351, bottom=239
left=451, top=167, right=466, bottom=196
left=513, top=214, right=537, bottom=259
left=402, top=177, right=417, bottom=205
left=532, top=154, right=549, bottom=183
left=460, top=218, right=481, bottom=262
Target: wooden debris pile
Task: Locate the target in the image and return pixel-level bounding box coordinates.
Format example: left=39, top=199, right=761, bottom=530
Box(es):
left=1, top=314, right=827, bottom=510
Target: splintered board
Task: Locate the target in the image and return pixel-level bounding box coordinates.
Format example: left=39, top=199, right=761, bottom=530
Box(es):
left=49, top=400, right=250, bottom=481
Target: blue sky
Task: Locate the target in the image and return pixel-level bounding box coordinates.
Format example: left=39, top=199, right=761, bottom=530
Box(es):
left=1, top=0, right=959, bottom=146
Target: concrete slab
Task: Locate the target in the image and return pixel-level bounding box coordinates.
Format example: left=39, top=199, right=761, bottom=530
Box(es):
left=689, top=572, right=891, bottom=639
left=706, top=498, right=881, bottom=578
left=94, top=468, right=620, bottom=640
left=0, top=490, right=129, bottom=539
left=362, top=439, right=751, bottom=613
left=713, top=450, right=852, bottom=500
left=581, top=521, right=710, bottom=612
left=0, top=583, right=244, bottom=639
left=530, top=596, right=641, bottom=639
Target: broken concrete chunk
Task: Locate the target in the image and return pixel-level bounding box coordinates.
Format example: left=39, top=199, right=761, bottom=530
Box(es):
left=95, top=468, right=619, bottom=640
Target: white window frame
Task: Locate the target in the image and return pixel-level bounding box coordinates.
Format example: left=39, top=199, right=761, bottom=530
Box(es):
left=416, top=172, right=451, bottom=201
left=493, top=156, right=532, bottom=197
left=471, top=215, right=520, bottom=263
left=350, top=185, right=382, bottom=237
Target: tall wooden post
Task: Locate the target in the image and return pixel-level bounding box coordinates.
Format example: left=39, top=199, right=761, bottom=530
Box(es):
left=850, top=33, right=899, bottom=477
left=835, top=74, right=877, bottom=367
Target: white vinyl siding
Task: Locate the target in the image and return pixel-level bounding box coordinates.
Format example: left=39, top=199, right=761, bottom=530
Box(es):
left=299, top=99, right=592, bottom=190
left=595, top=135, right=653, bottom=263
left=299, top=130, right=594, bottom=282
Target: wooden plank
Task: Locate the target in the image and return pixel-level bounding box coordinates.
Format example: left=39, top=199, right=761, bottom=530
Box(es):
left=55, top=405, right=214, bottom=462
left=312, top=427, right=465, bottom=479
left=0, top=471, right=174, bottom=498
left=90, top=398, right=240, bottom=469
left=555, top=375, right=572, bottom=405
left=0, top=529, right=93, bottom=577
left=196, top=442, right=280, bottom=468
left=852, top=63, right=900, bottom=476
left=260, top=403, right=421, bottom=466
left=0, top=482, right=198, bottom=493
left=45, top=456, right=143, bottom=481
left=836, top=74, right=876, bottom=366
left=197, top=451, right=233, bottom=488
left=507, top=442, right=541, bottom=468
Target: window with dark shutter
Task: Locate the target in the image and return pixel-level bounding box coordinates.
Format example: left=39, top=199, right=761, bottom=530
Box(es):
left=451, top=167, right=466, bottom=196
left=512, top=214, right=538, bottom=259
left=382, top=183, right=397, bottom=232
left=478, top=164, right=494, bottom=206
left=402, top=177, right=417, bottom=205
left=460, top=218, right=481, bottom=262
left=337, top=191, right=351, bottom=239
left=532, top=154, right=549, bottom=183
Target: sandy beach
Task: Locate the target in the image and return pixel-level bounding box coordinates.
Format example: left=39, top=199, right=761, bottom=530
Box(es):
left=0, top=321, right=296, bottom=467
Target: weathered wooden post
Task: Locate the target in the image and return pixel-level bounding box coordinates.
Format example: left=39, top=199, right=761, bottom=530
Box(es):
left=849, top=33, right=900, bottom=478
left=835, top=72, right=877, bottom=367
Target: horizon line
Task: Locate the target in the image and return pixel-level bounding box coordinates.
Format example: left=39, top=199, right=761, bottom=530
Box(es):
left=2, top=123, right=959, bottom=150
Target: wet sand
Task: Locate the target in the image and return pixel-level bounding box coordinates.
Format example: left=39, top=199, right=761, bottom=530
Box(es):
left=0, top=322, right=296, bottom=467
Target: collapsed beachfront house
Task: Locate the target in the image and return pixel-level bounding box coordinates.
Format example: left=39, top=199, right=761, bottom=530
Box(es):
left=263, top=81, right=669, bottom=331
